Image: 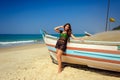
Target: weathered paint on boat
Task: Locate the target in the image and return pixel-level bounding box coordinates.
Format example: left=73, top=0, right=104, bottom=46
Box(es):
left=40, top=30, right=120, bottom=72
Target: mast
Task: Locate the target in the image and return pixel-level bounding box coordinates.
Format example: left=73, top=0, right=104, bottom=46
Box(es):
left=105, top=0, right=110, bottom=31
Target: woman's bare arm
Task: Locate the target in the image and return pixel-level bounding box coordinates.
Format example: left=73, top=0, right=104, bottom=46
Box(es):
left=54, top=26, right=63, bottom=33
left=71, top=34, right=84, bottom=40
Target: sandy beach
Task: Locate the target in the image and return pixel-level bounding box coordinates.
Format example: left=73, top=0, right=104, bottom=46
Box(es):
left=0, top=44, right=120, bottom=80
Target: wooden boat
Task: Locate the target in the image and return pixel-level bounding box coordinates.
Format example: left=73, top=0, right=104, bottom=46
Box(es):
left=40, top=30, right=120, bottom=72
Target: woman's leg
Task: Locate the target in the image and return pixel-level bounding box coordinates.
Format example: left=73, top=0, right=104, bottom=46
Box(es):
left=56, top=49, right=63, bottom=73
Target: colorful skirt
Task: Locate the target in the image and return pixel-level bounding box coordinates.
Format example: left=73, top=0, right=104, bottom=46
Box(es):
left=55, top=39, right=67, bottom=52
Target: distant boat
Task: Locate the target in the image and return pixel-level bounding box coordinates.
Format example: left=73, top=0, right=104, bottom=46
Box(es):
left=40, top=30, right=120, bottom=72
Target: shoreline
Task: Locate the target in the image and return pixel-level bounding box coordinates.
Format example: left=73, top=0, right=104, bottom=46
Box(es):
left=0, top=43, right=46, bottom=52
left=0, top=43, right=120, bottom=80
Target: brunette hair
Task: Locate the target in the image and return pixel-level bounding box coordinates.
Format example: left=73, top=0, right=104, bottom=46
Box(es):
left=63, top=23, right=72, bottom=37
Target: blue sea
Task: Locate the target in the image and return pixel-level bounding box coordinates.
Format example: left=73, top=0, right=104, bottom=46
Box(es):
left=0, top=34, right=84, bottom=48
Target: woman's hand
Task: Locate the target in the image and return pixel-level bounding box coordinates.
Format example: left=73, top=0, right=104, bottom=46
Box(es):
left=71, top=34, right=84, bottom=42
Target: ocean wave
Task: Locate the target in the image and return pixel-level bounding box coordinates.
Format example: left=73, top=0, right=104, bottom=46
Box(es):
left=0, top=40, right=34, bottom=44
left=0, top=40, right=44, bottom=48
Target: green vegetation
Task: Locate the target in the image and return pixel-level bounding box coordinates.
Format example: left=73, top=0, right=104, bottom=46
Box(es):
left=112, top=25, right=120, bottom=30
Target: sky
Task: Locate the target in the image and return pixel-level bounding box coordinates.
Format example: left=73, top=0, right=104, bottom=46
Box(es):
left=0, top=0, right=120, bottom=34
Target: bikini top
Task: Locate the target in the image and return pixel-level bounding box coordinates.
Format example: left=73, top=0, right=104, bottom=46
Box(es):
left=60, top=33, right=68, bottom=39
left=59, top=30, right=69, bottom=40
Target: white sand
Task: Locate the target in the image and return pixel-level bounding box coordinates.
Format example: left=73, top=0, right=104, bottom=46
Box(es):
left=0, top=44, right=120, bottom=80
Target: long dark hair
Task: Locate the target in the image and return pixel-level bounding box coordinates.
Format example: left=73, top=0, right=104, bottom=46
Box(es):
left=63, top=23, right=72, bottom=37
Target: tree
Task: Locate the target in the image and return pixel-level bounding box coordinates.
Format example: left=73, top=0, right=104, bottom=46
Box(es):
left=112, top=25, right=120, bottom=30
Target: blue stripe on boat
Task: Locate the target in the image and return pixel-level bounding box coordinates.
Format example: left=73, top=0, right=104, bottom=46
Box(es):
left=47, top=46, right=120, bottom=61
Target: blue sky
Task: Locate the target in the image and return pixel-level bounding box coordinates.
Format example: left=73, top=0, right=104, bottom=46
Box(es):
left=0, top=0, right=120, bottom=34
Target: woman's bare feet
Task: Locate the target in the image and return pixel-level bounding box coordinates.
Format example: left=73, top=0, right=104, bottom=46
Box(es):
left=58, top=67, right=63, bottom=73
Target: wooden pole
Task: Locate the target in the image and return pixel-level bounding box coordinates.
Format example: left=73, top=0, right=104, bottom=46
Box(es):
left=105, top=0, right=110, bottom=31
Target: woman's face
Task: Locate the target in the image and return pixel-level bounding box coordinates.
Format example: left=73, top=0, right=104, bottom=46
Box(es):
left=64, top=25, right=70, bottom=31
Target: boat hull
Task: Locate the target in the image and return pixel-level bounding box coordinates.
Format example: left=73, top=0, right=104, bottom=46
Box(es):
left=49, top=50, right=120, bottom=72
left=41, top=30, right=120, bottom=72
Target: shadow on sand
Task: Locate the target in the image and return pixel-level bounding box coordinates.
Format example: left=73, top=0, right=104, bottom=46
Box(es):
left=62, top=62, right=120, bottom=78
left=50, top=55, right=120, bottom=77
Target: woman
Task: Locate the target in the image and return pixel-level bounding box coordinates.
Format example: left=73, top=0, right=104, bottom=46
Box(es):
left=54, top=23, right=83, bottom=73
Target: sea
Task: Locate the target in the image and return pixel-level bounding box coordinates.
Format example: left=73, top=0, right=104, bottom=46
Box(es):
left=0, top=34, right=85, bottom=48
